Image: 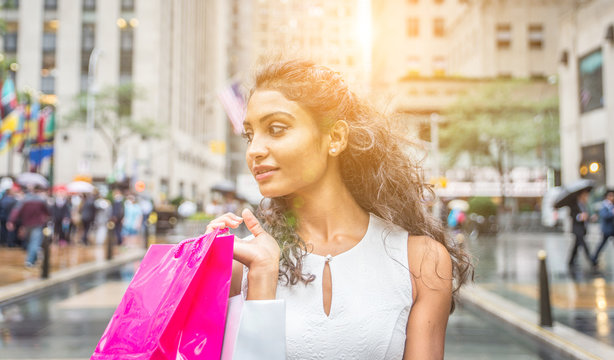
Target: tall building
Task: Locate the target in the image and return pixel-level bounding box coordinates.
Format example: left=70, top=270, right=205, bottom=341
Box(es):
left=372, top=0, right=467, bottom=86
left=558, top=0, right=614, bottom=186
left=247, top=0, right=371, bottom=87
left=448, top=0, right=573, bottom=79
left=0, top=0, right=230, bottom=205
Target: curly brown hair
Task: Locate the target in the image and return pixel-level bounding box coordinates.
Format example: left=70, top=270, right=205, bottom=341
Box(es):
left=248, top=59, right=473, bottom=312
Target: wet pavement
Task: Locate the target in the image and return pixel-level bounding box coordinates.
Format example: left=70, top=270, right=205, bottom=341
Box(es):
left=1, top=220, right=614, bottom=358
left=467, top=223, right=614, bottom=347
left=0, top=260, right=560, bottom=359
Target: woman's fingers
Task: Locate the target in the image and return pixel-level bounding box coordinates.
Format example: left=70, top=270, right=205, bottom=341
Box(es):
left=205, top=212, right=243, bottom=233
left=232, top=237, right=253, bottom=266
left=242, top=208, right=265, bottom=237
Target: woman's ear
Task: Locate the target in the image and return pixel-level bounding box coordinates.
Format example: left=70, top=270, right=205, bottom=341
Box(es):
left=328, top=120, right=349, bottom=156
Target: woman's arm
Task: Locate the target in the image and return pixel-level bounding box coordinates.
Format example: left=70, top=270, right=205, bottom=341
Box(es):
left=404, top=236, right=453, bottom=360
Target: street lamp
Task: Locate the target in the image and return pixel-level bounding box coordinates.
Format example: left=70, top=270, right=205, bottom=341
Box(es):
left=84, top=47, right=102, bottom=174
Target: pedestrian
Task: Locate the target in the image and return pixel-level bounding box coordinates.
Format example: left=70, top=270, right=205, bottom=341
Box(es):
left=0, top=185, right=18, bottom=247
left=50, top=192, right=71, bottom=246
left=110, top=189, right=125, bottom=245
left=568, top=189, right=593, bottom=269
left=79, top=193, right=97, bottom=245
left=206, top=60, right=473, bottom=358
left=592, top=189, right=614, bottom=268
left=7, top=185, right=50, bottom=267
left=121, top=194, right=142, bottom=247
left=94, top=195, right=111, bottom=245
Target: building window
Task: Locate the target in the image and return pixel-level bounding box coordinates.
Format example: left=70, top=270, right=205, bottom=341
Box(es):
left=407, top=18, right=419, bottom=37
left=578, top=49, right=603, bottom=113
left=42, top=32, right=56, bottom=53
left=42, top=53, right=55, bottom=70
left=83, top=0, right=95, bottom=12
left=407, top=56, right=420, bottom=77
left=528, top=24, right=543, bottom=50
left=41, top=76, right=55, bottom=94
left=121, top=0, right=134, bottom=12
left=433, top=18, right=444, bottom=37
left=44, top=0, right=57, bottom=10
left=433, top=57, right=446, bottom=76
left=1, top=0, right=19, bottom=9
left=3, top=32, right=18, bottom=53
left=434, top=0, right=444, bottom=4
left=496, top=23, right=511, bottom=49
left=119, top=28, right=133, bottom=75
left=82, top=23, right=95, bottom=51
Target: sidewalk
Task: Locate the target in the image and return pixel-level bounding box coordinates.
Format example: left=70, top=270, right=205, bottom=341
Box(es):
left=461, top=224, right=614, bottom=358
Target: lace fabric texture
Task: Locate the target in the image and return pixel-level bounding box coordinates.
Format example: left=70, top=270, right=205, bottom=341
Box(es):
left=242, top=214, right=413, bottom=359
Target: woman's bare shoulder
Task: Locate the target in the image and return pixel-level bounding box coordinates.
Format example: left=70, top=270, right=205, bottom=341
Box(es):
left=406, top=235, right=452, bottom=293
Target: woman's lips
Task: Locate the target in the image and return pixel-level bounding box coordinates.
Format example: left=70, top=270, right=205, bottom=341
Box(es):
left=255, top=169, right=277, bottom=181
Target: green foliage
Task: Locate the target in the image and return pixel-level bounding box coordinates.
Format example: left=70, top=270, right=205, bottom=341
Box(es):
left=170, top=196, right=185, bottom=207
left=468, top=197, right=498, bottom=217
left=65, top=82, right=164, bottom=164
left=440, top=79, right=559, bottom=170
left=187, top=212, right=215, bottom=222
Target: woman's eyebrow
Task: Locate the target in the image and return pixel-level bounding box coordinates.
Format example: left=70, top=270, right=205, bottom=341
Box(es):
left=243, top=111, right=295, bottom=128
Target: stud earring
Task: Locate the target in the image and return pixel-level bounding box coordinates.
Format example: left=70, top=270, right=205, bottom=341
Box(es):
left=331, top=148, right=337, bottom=154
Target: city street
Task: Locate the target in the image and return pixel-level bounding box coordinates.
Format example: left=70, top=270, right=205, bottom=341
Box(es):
left=1, top=222, right=614, bottom=359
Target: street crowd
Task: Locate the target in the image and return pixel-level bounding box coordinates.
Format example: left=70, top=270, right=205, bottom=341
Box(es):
left=0, top=184, right=151, bottom=268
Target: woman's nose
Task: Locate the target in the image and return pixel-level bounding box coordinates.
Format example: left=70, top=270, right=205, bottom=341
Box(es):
left=246, top=135, right=268, bottom=160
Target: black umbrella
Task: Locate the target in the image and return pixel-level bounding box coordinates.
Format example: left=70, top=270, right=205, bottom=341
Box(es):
left=211, top=180, right=236, bottom=194
left=554, top=179, right=595, bottom=208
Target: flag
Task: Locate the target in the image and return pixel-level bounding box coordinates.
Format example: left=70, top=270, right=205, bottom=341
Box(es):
left=217, top=82, right=245, bottom=134
left=1, top=77, right=17, bottom=118
left=10, top=104, right=26, bottom=148
left=29, top=141, right=54, bottom=166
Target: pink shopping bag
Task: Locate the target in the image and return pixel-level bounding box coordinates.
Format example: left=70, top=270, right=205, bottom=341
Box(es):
left=92, top=228, right=234, bottom=360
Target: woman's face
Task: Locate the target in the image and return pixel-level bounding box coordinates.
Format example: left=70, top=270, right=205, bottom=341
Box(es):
left=243, top=89, right=330, bottom=198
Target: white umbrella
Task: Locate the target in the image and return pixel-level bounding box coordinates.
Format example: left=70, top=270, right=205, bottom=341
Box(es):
left=447, top=199, right=469, bottom=211
left=67, top=181, right=95, bottom=193
left=0, top=177, right=13, bottom=191
left=17, top=172, right=49, bottom=188
left=178, top=201, right=197, bottom=217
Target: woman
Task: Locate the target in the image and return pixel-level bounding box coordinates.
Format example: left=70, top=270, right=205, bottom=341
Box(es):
left=208, top=60, right=472, bottom=359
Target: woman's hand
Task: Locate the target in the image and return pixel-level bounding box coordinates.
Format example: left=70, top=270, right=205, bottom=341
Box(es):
left=206, top=209, right=280, bottom=300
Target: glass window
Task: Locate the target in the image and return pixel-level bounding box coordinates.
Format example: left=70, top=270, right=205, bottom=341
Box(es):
left=496, top=23, right=511, bottom=49
left=44, top=0, right=57, bottom=10
left=528, top=24, right=543, bottom=50
left=578, top=49, right=603, bottom=113
left=81, top=23, right=95, bottom=51
left=42, top=33, right=56, bottom=52
left=407, top=56, right=420, bottom=76
left=42, top=53, right=55, bottom=69
left=433, top=18, right=444, bottom=37
left=120, top=29, right=133, bottom=51
left=121, top=0, right=134, bottom=11
left=41, top=76, right=55, bottom=94
left=407, top=18, right=419, bottom=37
left=433, top=57, right=446, bottom=76
left=3, top=32, right=18, bottom=52
left=83, top=0, right=95, bottom=11
left=1, top=0, right=19, bottom=9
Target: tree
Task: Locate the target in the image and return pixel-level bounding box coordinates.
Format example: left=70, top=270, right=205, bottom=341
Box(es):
left=65, top=82, right=162, bottom=168
left=439, top=79, right=559, bottom=208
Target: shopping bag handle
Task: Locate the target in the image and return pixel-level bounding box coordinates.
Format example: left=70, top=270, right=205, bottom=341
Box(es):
left=173, top=227, right=227, bottom=260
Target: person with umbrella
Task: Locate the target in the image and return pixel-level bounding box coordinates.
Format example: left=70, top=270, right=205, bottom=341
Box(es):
left=592, top=189, right=614, bottom=268
left=567, top=189, right=593, bottom=270
left=7, top=184, right=50, bottom=267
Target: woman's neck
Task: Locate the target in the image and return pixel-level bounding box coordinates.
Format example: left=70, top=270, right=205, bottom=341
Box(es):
left=287, top=169, right=369, bottom=246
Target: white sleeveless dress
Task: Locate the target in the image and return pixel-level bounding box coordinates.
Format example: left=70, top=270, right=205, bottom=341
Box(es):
left=242, top=213, right=413, bottom=359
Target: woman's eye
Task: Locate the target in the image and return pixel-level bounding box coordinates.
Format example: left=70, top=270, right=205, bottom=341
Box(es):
left=241, top=132, right=253, bottom=144
left=269, top=125, right=287, bottom=136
